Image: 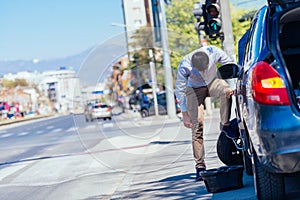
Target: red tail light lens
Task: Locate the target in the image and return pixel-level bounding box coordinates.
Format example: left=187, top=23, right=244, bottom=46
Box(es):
left=107, top=107, right=111, bottom=112
left=251, top=61, right=290, bottom=105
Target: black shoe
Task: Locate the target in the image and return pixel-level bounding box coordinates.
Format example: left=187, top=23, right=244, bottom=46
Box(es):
left=196, top=168, right=206, bottom=181
left=222, top=125, right=238, bottom=139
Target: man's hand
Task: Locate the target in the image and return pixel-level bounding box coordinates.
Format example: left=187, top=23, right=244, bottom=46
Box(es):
left=182, top=112, right=193, bottom=128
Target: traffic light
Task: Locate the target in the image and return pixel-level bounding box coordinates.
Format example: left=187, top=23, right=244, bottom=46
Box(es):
left=192, top=2, right=206, bottom=32
left=205, top=0, right=222, bottom=37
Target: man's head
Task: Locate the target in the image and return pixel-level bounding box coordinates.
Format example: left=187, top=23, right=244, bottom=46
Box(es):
left=191, top=51, right=209, bottom=71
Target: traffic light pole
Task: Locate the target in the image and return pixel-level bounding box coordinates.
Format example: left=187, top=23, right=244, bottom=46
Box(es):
left=219, top=0, right=237, bottom=119
left=219, top=0, right=236, bottom=61
left=158, top=0, right=177, bottom=119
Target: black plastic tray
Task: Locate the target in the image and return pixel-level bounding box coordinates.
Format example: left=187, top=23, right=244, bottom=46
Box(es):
left=200, top=165, right=244, bottom=193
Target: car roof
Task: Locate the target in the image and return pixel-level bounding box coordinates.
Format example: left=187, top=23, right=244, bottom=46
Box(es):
left=268, top=0, right=300, bottom=8
left=268, top=0, right=299, bottom=4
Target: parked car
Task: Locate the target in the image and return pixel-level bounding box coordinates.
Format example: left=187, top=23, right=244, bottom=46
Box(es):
left=140, top=91, right=181, bottom=118
left=234, top=1, right=300, bottom=199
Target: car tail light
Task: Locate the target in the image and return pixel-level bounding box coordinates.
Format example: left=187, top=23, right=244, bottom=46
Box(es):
left=251, top=61, right=290, bottom=105
left=107, top=107, right=111, bottom=112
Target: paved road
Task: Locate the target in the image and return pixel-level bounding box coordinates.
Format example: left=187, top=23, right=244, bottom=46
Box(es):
left=0, top=108, right=299, bottom=200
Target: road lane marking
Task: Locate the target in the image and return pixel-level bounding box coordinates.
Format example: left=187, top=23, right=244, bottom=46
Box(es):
left=51, top=128, right=62, bottom=133
left=66, top=127, right=77, bottom=132
left=36, top=130, right=44, bottom=134
left=84, top=125, right=97, bottom=129
left=103, top=123, right=114, bottom=128
left=18, top=132, right=29, bottom=136
left=0, top=133, right=13, bottom=138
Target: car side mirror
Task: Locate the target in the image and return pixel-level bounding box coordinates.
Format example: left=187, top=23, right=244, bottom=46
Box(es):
left=217, top=64, right=240, bottom=79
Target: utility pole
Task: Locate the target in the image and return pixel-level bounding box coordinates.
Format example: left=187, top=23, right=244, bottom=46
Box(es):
left=219, top=0, right=236, bottom=61
left=219, top=0, right=237, bottom=119
left=149, top=49, right=159, bottom=116
left=158, top=0, right=177, bottom=119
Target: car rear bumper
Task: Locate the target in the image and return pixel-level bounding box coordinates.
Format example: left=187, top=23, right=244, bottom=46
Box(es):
left=92, top=113, right=112, bottom=119
left=255, top=104, right=300, bottom=174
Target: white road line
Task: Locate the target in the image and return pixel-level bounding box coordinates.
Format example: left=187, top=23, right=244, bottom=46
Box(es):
left=66, top=127, right=77, bottom=132
left=18, top=132, right=29, bottom=136
left=103, top=123, right=114, bottom=128
left=84, top=125, right=97, bottom=129
left=36, top=130, right=44, bottom=134
left=0, top=133, right=13, bottom=138
left=51, top=128, right=62, bottom=133
left=46, top=126, right=54, bottom=129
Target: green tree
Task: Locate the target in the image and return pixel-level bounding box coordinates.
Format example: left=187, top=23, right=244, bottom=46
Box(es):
left=1, top=78, right=29, bottom=89
left=15, top=78, right=29, bottom=87
left=166, top=0, right=200, bottom=71
left=165, top=0, right=253, bottom=70
left=1, top=79, right=17, bottom=88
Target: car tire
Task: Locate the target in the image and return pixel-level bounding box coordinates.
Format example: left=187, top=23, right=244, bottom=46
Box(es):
left=252, top=148, right=285, bottom=200
left=141, top=109, right=149, bottom=118
left=217, top=131, right=244, bottom=166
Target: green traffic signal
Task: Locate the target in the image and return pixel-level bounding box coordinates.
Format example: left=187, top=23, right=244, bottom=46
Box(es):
left=208, top=18, right=221, bottom=32
left=205, top=0, right=222, bottom=36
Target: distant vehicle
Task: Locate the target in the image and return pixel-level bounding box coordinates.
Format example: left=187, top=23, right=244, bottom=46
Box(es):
left=91, top=103, right=112, bottom=121
left=140, top=91, right=181, bottom=118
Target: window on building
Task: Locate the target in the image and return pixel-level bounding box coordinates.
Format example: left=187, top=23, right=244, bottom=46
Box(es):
left=134, top=20, right=142, bottom=28
left=132, top=7, right=141, bottom=13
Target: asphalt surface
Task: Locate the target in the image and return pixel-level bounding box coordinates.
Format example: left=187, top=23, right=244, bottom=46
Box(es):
left=0, top=108, right=299, bottom=200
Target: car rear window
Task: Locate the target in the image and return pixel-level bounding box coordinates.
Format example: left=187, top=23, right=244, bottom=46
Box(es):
left=93, top=105, right=108, bottom=109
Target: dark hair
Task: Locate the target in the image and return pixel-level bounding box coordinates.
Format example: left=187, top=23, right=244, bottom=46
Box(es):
left=191, top=51, right=209, bottom=71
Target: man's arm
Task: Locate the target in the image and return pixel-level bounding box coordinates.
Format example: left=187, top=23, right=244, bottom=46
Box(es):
left=175, top=60, right=193, bottom=128
left=213, top=46, right=236, bottom=66
left=175, top=61, right=189, bottom=113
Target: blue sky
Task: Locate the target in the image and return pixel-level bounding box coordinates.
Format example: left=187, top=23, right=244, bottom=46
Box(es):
left=0, top=0, right=266, bottom=62
left=0, top=0, right=124, bottom=61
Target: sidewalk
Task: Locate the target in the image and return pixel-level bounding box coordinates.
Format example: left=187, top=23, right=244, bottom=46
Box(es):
left=97, top=108, right=256, bottom=199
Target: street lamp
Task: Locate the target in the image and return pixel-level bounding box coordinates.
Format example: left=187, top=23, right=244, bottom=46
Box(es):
left=133, top=53, right=143, bottom=110
left=158, top=0, right=177, bottom=119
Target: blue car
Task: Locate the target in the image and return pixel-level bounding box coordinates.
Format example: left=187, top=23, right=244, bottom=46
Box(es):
left=236, top=0, right=300, bottom=199
left=140, top=91, right=180, bottom=118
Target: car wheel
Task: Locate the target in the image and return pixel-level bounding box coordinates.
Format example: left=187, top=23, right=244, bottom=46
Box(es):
left=217, top=131, right=243, bottom=166
left=141, top=109, right=149, bottom=118
left=252, top=148, right=285, bottom=200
